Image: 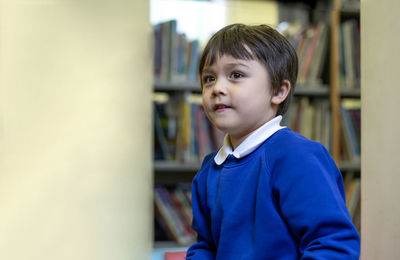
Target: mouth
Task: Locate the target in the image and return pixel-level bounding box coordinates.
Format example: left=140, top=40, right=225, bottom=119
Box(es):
left=213, top=103, right=232, bottom=111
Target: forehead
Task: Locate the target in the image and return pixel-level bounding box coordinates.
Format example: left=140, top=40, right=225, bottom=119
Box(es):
left=203, top=54, right=252, bottom=69
left=202, top=41, right=255, bottom=66
left=202, top=47, right=255, bottom=70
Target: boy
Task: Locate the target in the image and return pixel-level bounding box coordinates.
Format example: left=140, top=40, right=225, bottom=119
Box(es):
left=186, top=24, right=360, bottom=259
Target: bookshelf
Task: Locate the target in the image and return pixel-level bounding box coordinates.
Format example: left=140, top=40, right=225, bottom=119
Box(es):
left=331, top=0, right=361, bottom=233
left=151, top=0, right=361, bottom=251
left=331, top=0, right=361, bottom=164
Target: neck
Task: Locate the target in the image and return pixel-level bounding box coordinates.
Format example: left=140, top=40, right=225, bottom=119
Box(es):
left=228, top=133, right=250, bottom=151
left=228, top=115, right=281, bottom=150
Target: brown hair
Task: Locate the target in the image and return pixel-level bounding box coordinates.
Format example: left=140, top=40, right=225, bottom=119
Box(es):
left=198, top=23, right=298, bottom=115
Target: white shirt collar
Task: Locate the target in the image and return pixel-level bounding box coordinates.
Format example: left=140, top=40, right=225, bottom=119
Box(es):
left=214, top=115, right=285, bottom=165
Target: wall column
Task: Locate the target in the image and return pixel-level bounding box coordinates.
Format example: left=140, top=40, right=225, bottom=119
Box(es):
left=0, top=1, right=153, bottom=259
left=361, top=0, right=400, bottom=258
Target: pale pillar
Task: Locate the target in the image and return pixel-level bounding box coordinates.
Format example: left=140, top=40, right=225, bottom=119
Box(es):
left=361, top=0, right=400, bottom=258
left=0, top=1, right=153, bottom=259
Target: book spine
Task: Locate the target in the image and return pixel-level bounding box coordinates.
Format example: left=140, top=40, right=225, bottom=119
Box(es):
left=154, top=186, right=195, bottom=245
left=340, top=99, right=361, bottom=161
left=153, top=20, right=200, bottom=84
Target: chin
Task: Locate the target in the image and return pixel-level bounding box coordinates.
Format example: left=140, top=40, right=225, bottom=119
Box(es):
left=213, top=124, right=230, bottom=133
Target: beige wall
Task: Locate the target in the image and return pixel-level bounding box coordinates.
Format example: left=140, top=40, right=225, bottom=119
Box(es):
left=225, top=0, right=278, bottom=26
left=361, top=0, right=400, bottom=259
left=0, top=1, right=153, bottom=259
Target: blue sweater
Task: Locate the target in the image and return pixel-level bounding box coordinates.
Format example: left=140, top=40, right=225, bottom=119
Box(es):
left=186, top=128, right=360, bottom=259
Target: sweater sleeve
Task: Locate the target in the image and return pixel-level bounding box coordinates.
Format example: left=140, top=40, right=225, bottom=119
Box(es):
left=186, top=156, right=216, bottom=260
left=269, top=142, right=360, bottom=259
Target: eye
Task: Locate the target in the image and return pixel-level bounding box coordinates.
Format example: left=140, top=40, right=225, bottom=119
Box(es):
left=202, top=75, right=215, bottom=85
left=230, top=72, right=244, bottom=79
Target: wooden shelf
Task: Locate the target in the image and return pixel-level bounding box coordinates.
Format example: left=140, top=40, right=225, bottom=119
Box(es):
left=340, top=88, right=361, bottom=98
left=154, top=161, right=200, bottom=184
left=341, top=2, right=360, bottom=16
left=154, top=160, right=201, bottom=172
left=154, top=81, right=201, bottom=92
left=295, top=85, right=330, bottom=96
left=340, top=159, right=361, bottom=172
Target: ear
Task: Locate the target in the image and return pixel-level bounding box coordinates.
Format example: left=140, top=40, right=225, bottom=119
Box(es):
left=271, top=80, right=291, bottom=105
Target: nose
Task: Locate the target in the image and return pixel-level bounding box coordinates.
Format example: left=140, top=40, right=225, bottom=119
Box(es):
left=212, top=78, right=227, bottom=96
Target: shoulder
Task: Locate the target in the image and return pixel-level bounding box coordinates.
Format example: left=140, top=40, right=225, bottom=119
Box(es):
left=269, top=128, right=321, bottom=148
left=264, top=128, right=338, bottom=177
left=193, top=151, right=218, bottom=183
left=266, top=128, right=330, bottom=159
left=201, top=151, right=218, bottom=170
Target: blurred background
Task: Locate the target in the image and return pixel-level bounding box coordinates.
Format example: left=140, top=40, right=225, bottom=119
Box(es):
left=0, top=0, right=399, bottom=259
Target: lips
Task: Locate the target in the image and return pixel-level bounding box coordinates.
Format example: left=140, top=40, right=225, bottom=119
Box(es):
left=214, top=103, right=232, bottom=111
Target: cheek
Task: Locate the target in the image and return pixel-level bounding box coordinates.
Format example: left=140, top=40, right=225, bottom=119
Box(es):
left=202, top=98, right=207, bottom=111
left=202, top=106, right=214, bottom=125
left=202, top=94, right=210, bottom=109
left=238, top=93, right=269, bottom=114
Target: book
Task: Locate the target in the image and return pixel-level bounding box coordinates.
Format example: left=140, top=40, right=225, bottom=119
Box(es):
left=154, top=103, right=173, bottom=161
left=154, top=92, right=221, bottom=164
left=343, top=20, right=355, bottom=88
left=154, top=200, right=178, bottom=242
left=187, top=40, right=200, bottom=83
left=283, top=97, right=331, bottom=150
left=339, top=19, right=360, bottom=89
left=280, top=22, right=329, bottom=86
left=153, top=95, right=179, bottom=161
left=299, top=24, right=320, bottom=85
left=165, top=251, right=187, bottom=260
left=195, top=106, right=210, bottom=160
left=299, top=97, right=313, bottom=140
left=154, top=22, right=163, bottom=78
left=340, top=99, right=361, bottom=161
left=153, top=20, right=201, bottom=84
left=348, top=178, right=361, bottom=219
left=321, top=101, right=332, bottom=151
left=175, top=92, right=193, bottom=163
left=172, top=186, right=194, bottom=231
left=343, top=173, right=361, bottom=231
left=159, top=20, right=177, bottom=82
left=307, top=22, right=329, bottom=86
left=154, top=186, right=196, bottom=245
left=154, top=187, right=184, bottom=243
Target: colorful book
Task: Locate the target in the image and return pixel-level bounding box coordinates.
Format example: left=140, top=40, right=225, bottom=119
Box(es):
left=340, top=99, right=361, bottom=161
left=165, top=251, right=187, bottom=260
left=153, top=20, right=201, bottom=84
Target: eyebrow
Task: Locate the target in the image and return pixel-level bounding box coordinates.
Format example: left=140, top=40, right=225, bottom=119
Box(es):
left=202, top=62, right=250, bottom=74
left=225, top=62, right=250, bottom=69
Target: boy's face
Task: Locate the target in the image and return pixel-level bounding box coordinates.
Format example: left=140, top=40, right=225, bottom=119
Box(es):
left=201, top=54, right=280, bottom=148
